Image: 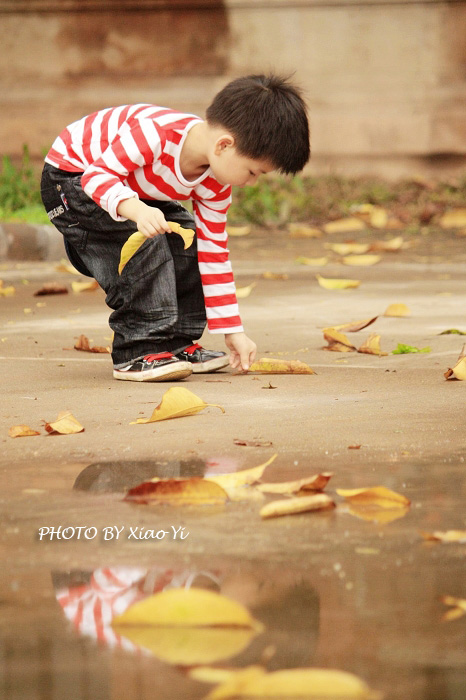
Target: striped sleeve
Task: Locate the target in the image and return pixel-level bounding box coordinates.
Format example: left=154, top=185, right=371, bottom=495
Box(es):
left=81, top=117, right=163, bottom=221
left=193, top=191, right=244, bottom=335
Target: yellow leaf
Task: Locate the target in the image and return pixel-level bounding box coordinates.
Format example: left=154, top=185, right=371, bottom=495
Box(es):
left=119, top=223, right=195, bottom=274
left=260, top=493, right=335, bottom=519
left=206, top=667, right=379, bottom=699
left=342, top=255, right=381, bottom=267
left=441, top=596, right=466, bottom=622
left=8, top=424, right=41, bottom=438
left=207, top=454, right=278, bottom=490
left=295, top=256, right=328, bottom=266
left=345, top=503, right=410, bottom=524
left=262, top=271, right=289, bottom=280
left=445, top=346, right=466, bottom=380
left=337, top=486, right=410, bottom=508
left=323, top=217, right=367, bottom=234
left=323, top=329, right=356, bottom=353
left=257, top=472, right=333, bottom=495
left=370, top=236, right=405, bottom=252
left=132, top=387, right=225, bottom=424
left=327, top=243, right=370, bottom=256
left=383, top=303, right=411, bottom=317
left=44, top=410, right=84, bottom=435
left=325, top=317, right=378, bottom=333
left=439, top=208, right=466, bottom=229
left=358, top=333, right=388, bottom=356
left=168, top=221, right=195, bottom=249
left=236, top=282, right=257, bottom=298
left=124, top=477, right=228, bottom=505
left=0, top=281, right=15, bottom=297
left=112, top=587, right=263, bottom=630
left=71, top=280, right=99, bottom=293
left=369, top=206, right=389, bottom=229
left=316, top=274, right=361, bottom=290
left=227, top=225, right=252, bottom=237
left=288, top=223, right=323, bottom=238
left=421, top=530, right=466, bottom=543
left=248, top=358, right=316, bottom=374
left=114, top=626, right=258, bottom=665
left=55, top=259, right=81, bottom=275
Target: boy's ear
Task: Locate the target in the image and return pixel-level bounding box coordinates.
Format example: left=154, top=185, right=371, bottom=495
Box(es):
left=214, top=133, right=235, bottom=155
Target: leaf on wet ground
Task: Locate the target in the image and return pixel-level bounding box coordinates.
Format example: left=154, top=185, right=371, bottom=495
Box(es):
left=257, top=472, right=333, bottom=495
left=207, top=454, right=278, bottom=492
left=260, top=493, right=335, bottom=519
left=323, top=329, right=356, bottom=353
left=344, top=503, right=410, bottom=524
left=0, top=280, right=15, bottom=296
left=316, top=274, right=361, bottom=290
left=337, top=486, right=410, bottom=508
left=204, top=666, right=379, bottom=699
left=288, top=223, right=323, bottom=238
left=323, top=217, right=367, bottom=234
left=325, top=317, right=378, bottom=333
left=342, top=254, right=381, bottom=266
left=248, top=358, right=316, bottom=374
left=74, top=334, right=110, bottom=353
left=71, top=279, right=100, bottom=293
left=439, top=208, right=466, bottom=229
left=124, top=477, right=228, bottom=505
left=262, top=271, right=289, bottom=280
left=441, top=596, right=466, bottom=622
left=444, top=344, right=466, bottom=380
left=358, top=333, right=388, bottom=356
left=44, top=410, right=84, bottom=435
left=392, top=343, right=431, bottom=354
left=236, top=282, right=257, bottom=298
left=33, top=282, right=68, bottom=296
left=227, top=225, right=252, bottom=237
left=131, top=387, right=225, bottom=424
left=295, top=256, right=328, bottom=266
left=326, top=242, right=370, bottom=256
left=383, top=303, right=411, bottom=317
left=421, top=530, right=466, bottom=543
left=8, top=424, right=41, bottom=438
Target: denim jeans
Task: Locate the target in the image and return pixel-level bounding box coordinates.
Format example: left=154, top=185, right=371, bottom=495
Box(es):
left=40, top=164, right=206, bottom=366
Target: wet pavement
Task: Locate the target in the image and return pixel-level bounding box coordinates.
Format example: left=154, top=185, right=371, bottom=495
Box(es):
left=1, top=228, right=466, bottom=699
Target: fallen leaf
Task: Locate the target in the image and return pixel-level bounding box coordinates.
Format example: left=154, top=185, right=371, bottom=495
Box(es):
left=205, top=667, right=379, bottom=699
left=236, top=282, right=257, bottom=298
left=441, top=596, right=466, bottom=622
left=342, top=254, right=381, bottom=266
left=384, top=303, right=411, bottom=317
left=260, top=493, right=335, bottom=519
left=123, top=477, right=228, bottom=505
left=262, top=271, right=289, bottom=280
left=8, top=424, right=41, bottom=438
left=336, top=486, right=410, bottom=508
left=444, top=344, right=466, bottom=380
left=207, top=454, right=277, bottom=491
left=392, top=343, right=431, bottom=354
left=369, top=206, right=389, bottom=229
left=456, top=227, right=466, bottom=237
left=227, top=225, right=252, bottom=237
left=323, top=217, right=367, bottom=234
left=323, top=329, right=356, bottom=353
left=132, top=387, right=225, bottom=424
left=23, top=308, right=32, bottom=315
left=439, top=329, right=466, bottom=335
left=257, top=472, right=333, bottom=495
left=74, top=334, right=110, bottom=353
left=421, top=530, right=466, bottom=544
left=288, top=223, right=323, bottom=238
left=262, top=382, right=277, bottom=389
left=295, top=256, right=328, bottom=266
left=369, top=236, right=405, bottom=252
left=345, top=503, right=410, bottom=524
left=33, top=282, right=68, bottom=296
left=316, top=274, right=361, bottom=290
left=55, top=259, right=81, bottom=275
left=348, top=444, right=362, bottom=449
left=71, top=279, right=99, bottom=293
left=358, top=333, right=388, bottom=356
left=324, top=317, right=378, bottom=333
left=0, top=281, right=15, bottom=297
left=112, top=587, right=262, bottom=630
left=248, top=358, right=316, bottom=373
left=233, top=438, right=273, bottom=447
left=327, top=243, right=370, bottom=256
left=439, top=208, right=466, bottom=229
left=44, top=410, right=84, bottom=435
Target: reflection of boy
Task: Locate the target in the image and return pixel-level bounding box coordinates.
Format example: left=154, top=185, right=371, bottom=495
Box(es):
left=41, top=75, right=310, bottom=382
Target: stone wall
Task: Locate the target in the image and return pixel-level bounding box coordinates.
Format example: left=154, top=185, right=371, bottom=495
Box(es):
left=1, top=0, right=465, bottom=177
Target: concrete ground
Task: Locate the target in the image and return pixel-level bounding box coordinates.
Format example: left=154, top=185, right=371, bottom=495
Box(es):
left=1, top=225, right=465, bottom=700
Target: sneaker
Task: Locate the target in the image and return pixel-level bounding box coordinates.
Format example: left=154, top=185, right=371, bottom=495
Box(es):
left=175, top=343, right=229, bottom=373
left=113, top=352, right=192, bottom=382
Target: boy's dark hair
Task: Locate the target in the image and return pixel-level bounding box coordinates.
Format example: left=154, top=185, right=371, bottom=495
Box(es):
left=206, top=74, right=310, bottom=175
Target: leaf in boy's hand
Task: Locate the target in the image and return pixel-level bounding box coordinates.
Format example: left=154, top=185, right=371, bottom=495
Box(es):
left=168, top=221, right=195, bottom=249
left=44, top=411, right=84, bottom=435
left=248, top=358, right=316, bottom=373
left=316, top=274, right=361, bottom=290
left=131, top=387, right=225, bottom=424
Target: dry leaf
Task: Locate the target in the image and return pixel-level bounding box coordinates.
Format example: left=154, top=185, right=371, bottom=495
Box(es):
left=205, top=667, right=379, bottom=700
left=295, top=256, right=328, bottom=266
left=439, top=208, right=466, bottom=229
left=337, top=486, right=410, bottom=508
left=327, top=243, right=370, bottom=256
left=248, top=358, right=316, bottom=374
left=33, top=282, right=68, bottom=296
left=342, top=254, right=381, bottom=267
left=233, top=438, right=273, bottom=447
left=55, top=259, right=81, bottom=275
left=444, top=344, right=466, bottom=380
left=119, top=223, right=195, bottom=275
left=345, top=503, right=410, bottom=524
left=74, top=334, right=110, bottom=353
left=123, top=477, right=228, bottom=505
left=323, top=217, right=367, bottom=234
left=325, top=317, right=378, bottom=333
left=288, top=223, right=323, bottom=238
left=112, top=587, right=263, bottom=630
left=227, top=225, right=252, bottom=237
left=257, top=472, right=333, bottom=495
left=369, top=206, right=389, bottom=229
left=383, top=303, right=411, bottom=317
left=132, top=387, right=225, bottom=424
left=169, top=221, right=195, bottom=249
left=260, top=493, right=335, bottom=519
left=0, top=281, right=15, bottom=297
left=71, top=279, right=99, bottom=293
left=207, top=454, right=277, bottom=491
left=262, top=271, right=289, bottom=280
left=358, top=333, right=388, bottom=356
left=421, top=530, right=466, bottom=544
left=323, top=329, right=356, bottom=353
left=316, top=274, right=361, bottom=290
left=441, top=596, right=466, bottom=622
left=44, top=410, right=84, bottom=435
left=369, top=236, right=405, bottom=252
left=236, top=282, right=257, bottom=298
left=8, top=424, right=40, bottom=438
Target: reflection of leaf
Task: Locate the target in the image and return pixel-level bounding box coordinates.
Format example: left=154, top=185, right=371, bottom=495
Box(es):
left=316, top=274, right=361, bottom=290
left=342, top=255, right=381, bottom=266
left=44, top=411, right=84, bottom=435
left=421, top=530, right=466, bottom=543
left=207, top=454, right=277, bottom=491
left=236, top=282, right=257, bottom=298
left=74, top=334, right=110, bottom=353
left=9, top=424, right=40, bottom=438
left=249, top=358, right=316, bottom=374
left=288, top=223, right=323, bottom=238
left=384, top=303, right=410, bottom=317
left=260, top=493, right=335, bottom=519
left=257, top=472, right=333, bottom=495
left=124, top=477, right=228, bottom=505
left=392, top=343, right=430, bottom=354
left=337, top=486, right=410, bottom=508
left=205, top=667, right=379, bottom=699
left=132, top=387, right=225, bottom=424
left=323, top=329, right=356, bottom=353
left=441, top=596, right=466, bottom=622
left=345, top=503, right=409, bottom=524
left=358, top=333, right=388, bottom=356
left=323, top=217, right=367, bottom=234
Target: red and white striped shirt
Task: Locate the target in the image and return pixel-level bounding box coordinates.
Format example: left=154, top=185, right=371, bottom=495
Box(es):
left=45, top=104, right=243, bottom=334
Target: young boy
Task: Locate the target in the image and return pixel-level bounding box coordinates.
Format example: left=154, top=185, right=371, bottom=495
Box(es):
left=40, top=74, right=310, bottom=382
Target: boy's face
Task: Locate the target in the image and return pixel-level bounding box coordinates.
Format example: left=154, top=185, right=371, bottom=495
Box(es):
left=210, top=135, right=274, bottom=187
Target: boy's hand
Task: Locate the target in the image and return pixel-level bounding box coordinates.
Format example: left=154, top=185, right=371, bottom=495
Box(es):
left=117, top=198, right=171, bottom=238
left=224, top=332, right=257, bottom=372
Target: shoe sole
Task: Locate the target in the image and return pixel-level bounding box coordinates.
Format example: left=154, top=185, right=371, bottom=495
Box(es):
left=113, top=363, right=193, bottom=382
left=190, top=356, right=230, bottom=373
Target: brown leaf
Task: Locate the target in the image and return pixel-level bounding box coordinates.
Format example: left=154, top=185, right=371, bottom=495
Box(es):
left=358, top=333, right=388, bottom=356
left=260, top=493, right=335, bottom=519
left=323, top=329, right=356, bottom=353
left=337, top=486, right=410, bottom=508
left=74, top=334, right=110, bottom=354
left=9, top=424, right=41, bottom=438
left=44, top=411, right=84, bottom=435
left=324, top=317, right=378, bottom=333
left=248, top=358, right=316, bottom=374
left=348, top=444, right=362, bottom=450
left=124, top=478, right=228, bottom=505
left=34, top=282, right=68, bottom=296
left=444, top=344, right=466, bottom=381
left=233, top=438, right=273, bottom=447
left=421, top=530, right=466, bottom=544
left=257, top=472, right=333, bottom=495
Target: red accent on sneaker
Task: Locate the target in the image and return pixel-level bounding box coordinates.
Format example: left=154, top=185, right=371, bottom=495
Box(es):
left=184, top=343, right=202, bottom=355
left=143, top=352, right=174, bottom=362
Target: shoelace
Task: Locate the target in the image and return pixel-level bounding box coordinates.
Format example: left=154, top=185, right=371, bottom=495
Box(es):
left=184, top=343, right=202, bottom=354
left=143, top=352, right=174, bottom=362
